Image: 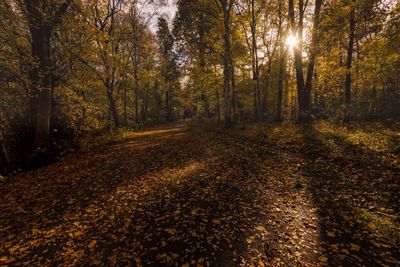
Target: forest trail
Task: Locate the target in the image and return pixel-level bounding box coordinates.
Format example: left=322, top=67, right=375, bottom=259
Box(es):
left=0, top=122, right=399, bottom=266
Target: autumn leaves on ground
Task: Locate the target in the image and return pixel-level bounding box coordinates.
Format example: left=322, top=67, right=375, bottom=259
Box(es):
left=0, top=122, right=399, bottom=266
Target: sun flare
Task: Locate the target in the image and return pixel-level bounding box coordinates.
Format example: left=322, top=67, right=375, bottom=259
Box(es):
left=286, top=34, right=298, bottom=48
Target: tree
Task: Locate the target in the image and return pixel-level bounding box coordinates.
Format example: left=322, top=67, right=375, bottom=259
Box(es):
left=276, top=0, right=287, bottom=121
left=22, top=0, right=73, bottom=148
left=344, top=0, right=356, bottom=122
left=157, top=17, right=178, bottom=122
left=174, top=0, right=219, bottom=119
left=215, top=0, right=235, bottom=127
left=288, top=0, right=323, bottom=122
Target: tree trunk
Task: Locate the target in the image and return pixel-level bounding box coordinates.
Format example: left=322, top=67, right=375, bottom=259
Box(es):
left=277, top=46, right=286, bottom=121
left=250, top=0, right=260, bottom=121
left=166, top=89, right=172, bottom=122
left=303, top=0, right=323, bottom=121
left=106, top=79, right=120, bottom=128
left=344, top=3, right=355, bottom=123
left=289, top=0, right=323, bottom=122
left=134, top=50, right=140, bottom=124
left=289, top=0, right=305, bottom=120
left=25, top=0, right=72, bottom=148
left=0, top=140, right=9, bottom=173
left=276, top=1, right=286, bottom=122
left=231, top=61, right=236, bottom=123
left=217, top=87, right=221, bottom=123
left=123, top=74, right=127, bottom=126
left=31, top=22, right=52, bottom=148
left=263, top=63, right=272, bottom=119
left=221, top=0, right=234, bottom=128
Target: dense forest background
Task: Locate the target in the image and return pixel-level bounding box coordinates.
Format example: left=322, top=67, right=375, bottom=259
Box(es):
left=0, top=0, right=399, bottom=173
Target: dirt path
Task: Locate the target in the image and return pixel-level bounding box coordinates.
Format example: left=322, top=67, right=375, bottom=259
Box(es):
left=0, top=122, right=399, bottom=266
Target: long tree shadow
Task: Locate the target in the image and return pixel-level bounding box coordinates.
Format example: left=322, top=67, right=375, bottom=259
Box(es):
left=0, top=123, right=277, bottom=266
left=299, top=125, right=400, bottom=266
left=0, top=124, right=210, bottom=264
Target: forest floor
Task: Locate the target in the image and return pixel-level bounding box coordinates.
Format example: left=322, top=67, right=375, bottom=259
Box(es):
left=0, top=121, right=399, bottom=266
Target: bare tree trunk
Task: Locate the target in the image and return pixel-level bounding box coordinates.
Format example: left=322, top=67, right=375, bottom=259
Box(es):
left=134, top=49, right=140, bottom=124
left=217, top=87, right=221, bottom=123
left=106, top=81, right=120, bottom=128
left=220, top=0, right=234, bottom=128
left=277, top=46, right=286, bottom=121
left=123, top=73, right=127, bottom=126
left=250, top=0, right=260, bottom=121
left=344, top=2, right=355, bottom=123
left=289, top=0, right=323, bottom=122
left=0, top=140, right=9, bottom=173
left=25, top=0, right=72, bottom=148
left=276, top=1, right=286, bottom=122
left=263, top=62, right=272, bottom=119
left=31, top=20, right=52, bottom=148
left=303, top=0, right=323, bottom=120
left=166, top=88, right=173, bottom=122
left=231, top=62, right=236, bottom=123
left=223, top=10, right=232, bottom=127
left=289, top=0, right=305, bottom=120
left=143, top=89, right=148, bottom=123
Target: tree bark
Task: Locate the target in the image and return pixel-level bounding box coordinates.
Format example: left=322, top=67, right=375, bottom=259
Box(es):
left=276, top=1, right=286, bottom=122
left=289, top=0, right=323, bottom=122
left=277, top=45, right=286, bottom=121
left=134, top=47, right=140, bottom=124
left=106, top=81, right=120, bottom=128
left=250, top=0, right=260, bottom=121
left=217, top=87, right=221, bottom=123
left=344, top=2, right=355, bottom=122
left=303, top=0, right=323, bottom=120
left=24, top=0, right=72, bottom=148
left=219, top=0, right=234, bottom=128
left=28, top=4, right=52, bottom=148
left=123, top=73, right=127, bottom=126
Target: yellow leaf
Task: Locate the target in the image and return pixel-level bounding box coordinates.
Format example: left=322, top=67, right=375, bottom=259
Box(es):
left=327, top=231, right=335, bottom=237
left=212, top=219, right=220, bottom=225
left=350, top=243, right=360, bottom=251
left=88, top=240, right=97, bottom=249
left=164, top=228, right=176, bottom=235
left=319, top=256, right=328, bottom=262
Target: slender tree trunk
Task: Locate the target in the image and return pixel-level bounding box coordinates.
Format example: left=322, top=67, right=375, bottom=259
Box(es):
left=0, top=139, right=9, bottom=173
left=250, top=0, right=260, bottom=121
left=134, top=51, right=139, bottom=124
left=221, top=0, right=234, bottom=128
left=276, top=1, right=286, bottom=122
left=106, top=82, right=120, bottom=128
left=303, top=0, right=323, bottom=121
left=289, top=0, right=305, bottom=119
left=277, top=46, right=286, bottom=121
left=166, top=88, right=173, bottom=122
left=143, top=90, right=148, bottom=123
left=231, top=62, right=236, bottom=122
left=199, top=27, right=210, bottom=118
left=344, top=3, right=355, bottom=122
left=217, top=87, right=221, bottom=123
left=123, top=73, right=127, bottom=126
left=263, top=63, right=272, bottom=119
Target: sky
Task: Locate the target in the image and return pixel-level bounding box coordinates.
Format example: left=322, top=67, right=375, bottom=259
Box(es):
left=147, top=0, right=177, bottom=33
